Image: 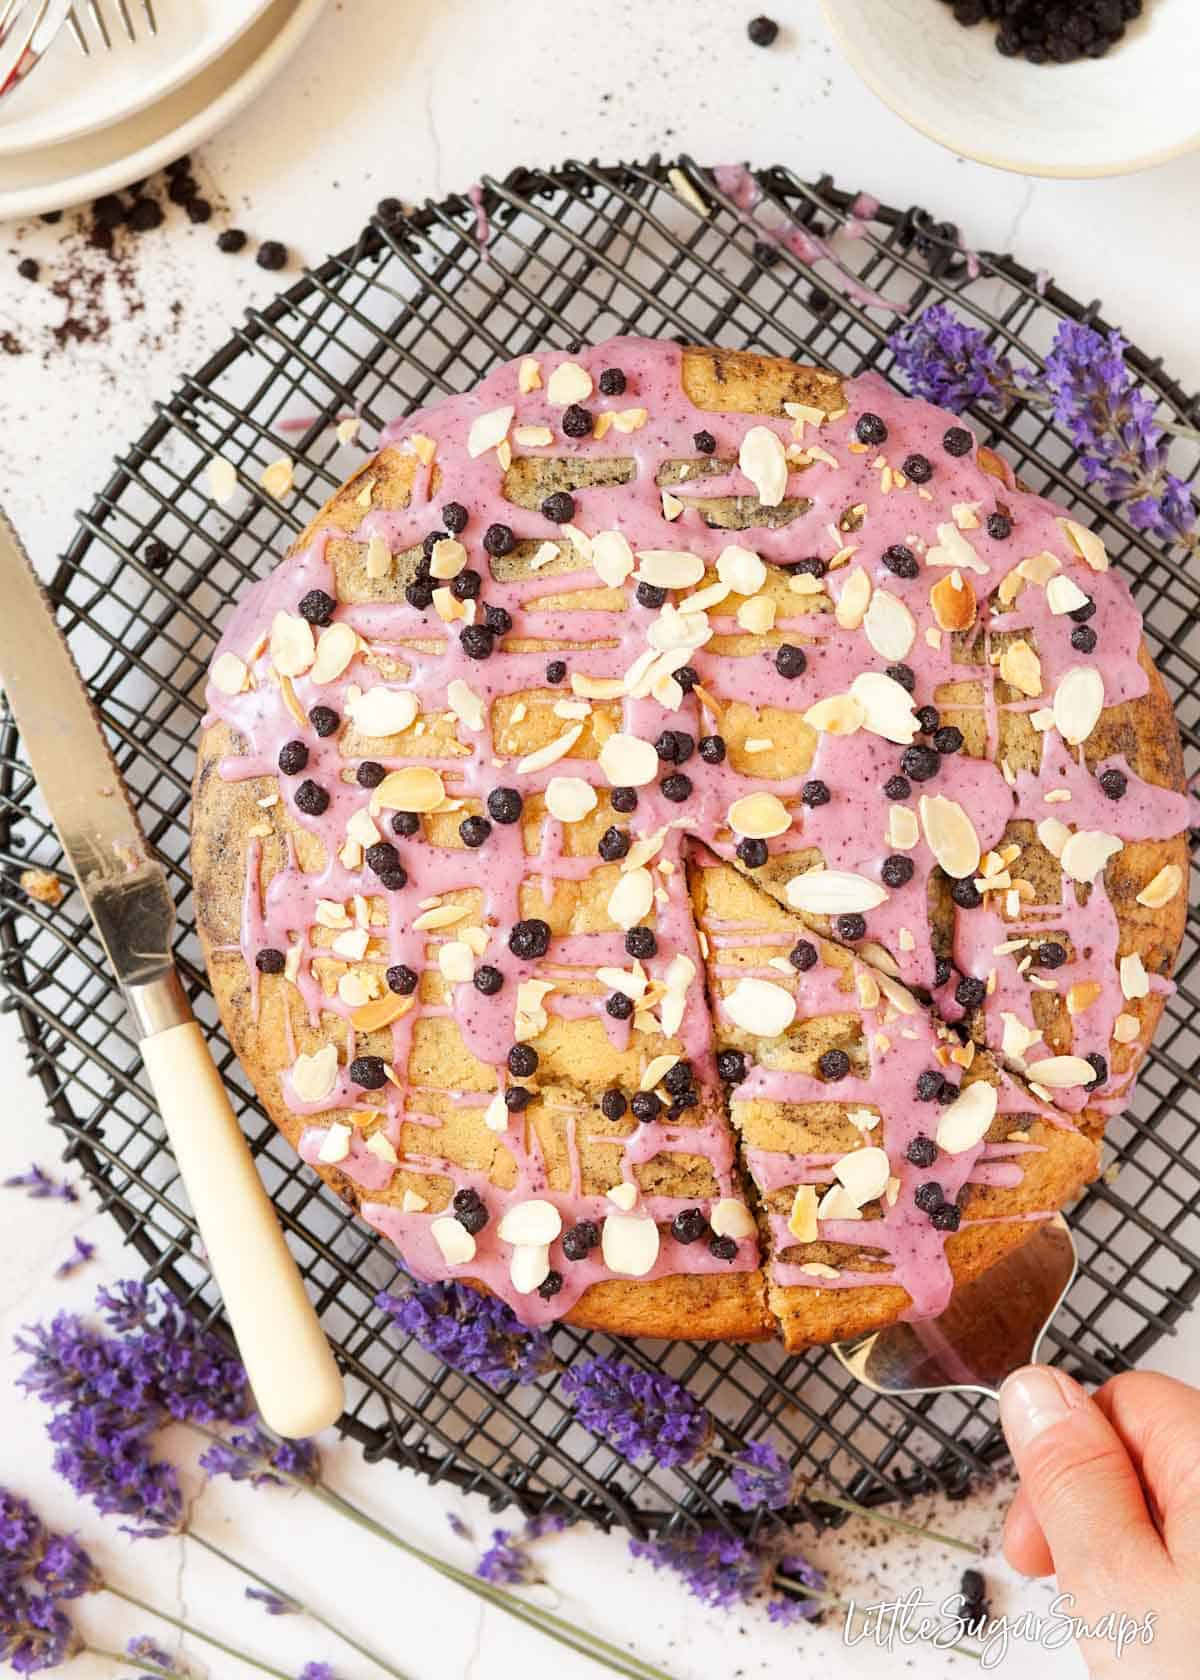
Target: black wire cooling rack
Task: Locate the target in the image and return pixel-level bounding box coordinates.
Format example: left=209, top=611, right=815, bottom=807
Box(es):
left=2, top=158, right=1198, bottom=1542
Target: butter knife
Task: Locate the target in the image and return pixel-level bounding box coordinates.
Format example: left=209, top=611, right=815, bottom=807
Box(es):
left=0, top=508, right=344, bottom=1438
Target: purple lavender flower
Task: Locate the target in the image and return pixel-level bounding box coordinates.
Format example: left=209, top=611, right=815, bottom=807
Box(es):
left=629, top=1525, right=823, bottom=1623
left=126, top=1634, right=185, bottom=1677
left=887, top=305, right=1019, bottom=412
left=475, top=1529, right=533, bottom=1586
left=199, top=1425, right=320, bottom=1489
left=0, top=1491, right=44, bottom=1587
left=245, top=1585, right=299, bottom=1616
left=0, top=1586, right=81, bottom=1672
left=729, top=1441, right=794, bottom=1512
left=1037, top=320, right=1197, bottom=544
left=32, top=1535, right=100, bottom=1600
left=375, top=1280, right=554, bottom=1388
left=298, top=1665, right=339, bottom=1680
left=559, top=1355, right=711, bottom=1468
left=53, top=1238, right=96, bottom=1281
left=446, top=1513, right=473, bottom=1542
left=3, top=1166, right=77, bottom=1204
left=521, top=1512, right=571, bottom=1540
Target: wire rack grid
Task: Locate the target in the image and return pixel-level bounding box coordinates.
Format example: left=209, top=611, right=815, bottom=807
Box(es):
left=1, top=157, right=1197, bottom=1543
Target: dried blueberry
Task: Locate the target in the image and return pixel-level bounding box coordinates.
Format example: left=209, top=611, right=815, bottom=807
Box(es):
left=1038, top=941, right=1068, bottom=969
left=709, top=1235, right=739, bottom=1261
left=664, top=1060, right=694, bottom=1096
left=836, top=913, right=866, bottom=941
left=747, top=15, right=779, bottom=46
left=950, top=877, right=982, bottom=909
left=1070, top=624, right=1097, bottom=654
left=819, top=1049, right=850, bottom=1082
left=631, top=1091, right=661, bottom=1122
left=356, top=760, right=386, bottom=789
left=277, top=740, right=308, bottom=776
left=914, top=1180, right=945, bottom=1215
left=450, top=569, right=481, bottom=601
left=598, top=826, right=631, bottom=862
left=699, top=735, right=726, bottom=764
left=900, top=745, right=940, bottom=782
left=562, top=404, right=593, bottom=437
left=907, top=1133, right=939, bottom=1167
left=442, top=501, right=469, bottom=534
left=483, top=522, right=514, bottom=557
left=775, top=643, right=807, bottom=679
left=508, top=1044, right=538, bottom=1078
left=487, top=787, right=523, bottom=825
left=881, top=855, right=915, bottom=887
left=883, top=543, right=919, bottom=579
left=717, top=1049, right=747, bottom=1084
left=562, top=1222, right=600, bottom=1260
left=459, top=815, right=491, bottom=848
left=308, top=705, right=339, bottom=738
left=349, top=1055, right=387, bottom=1089
left=606, top=991, right=634, bottom=1021
left=915, top=1071, right=946, bottom=1103
left=473, top=965, right=504, bottom=995
left=955, top=976, right=987, bottom=1009
left=916, top=705, right=941, bottom=734
left=636, top=582, right=667, bottom=609
left=386, top=964, right=418, bottom=995
left=541, top=491, right=575, bottom=523
left=693, top=429, right=717, bottom=455
left=295, top=780, right=328, bottom=815
left=625, top=926, right=657, bottom=959
left=256, top=947, right=285, bottom=974
left=802, top=779, right=830, bottom=807
left=1084, top=1052, right=1108, bottom=1092
left=883, top=774, right=911, bottom=801
left=298, top=588, right=337, bottom=625
left=933, top=725, right=964, bottom=755
left=505, top=1085, right=533, bottom=1111
left=886, top=663, right=916, bottom=692
left=856, top=412, right=888, bottom=446
left=391, top=811, right=420, bottom=837
left=610, top=786, right=638, bottom=813
left=405, top=579, right=434, bottom=611
left=672, top=1208, right=708, bottom=1244
left=737, top=838, right=769, bottom=869
left=256, top=240, right=288, bottom=271
left=545, top=659, right=567, bottom=684
left=509, top=918, right=551, bottom=959
left=661, top=774, right=692, bottom=803
left=1099, top=767, right=1127, bottom=800
left=902, top=453, right=933, bottom=484
left=537, top=1270, right=563, bottom=1299
left=789, top=940, right=818, bottom=971
left=459, top=623, right=495, bottom=662
left=598, top=367, right=626, bottom=396
left=986, top=512, right=1012, bottom=540
left=931, top=1202, right=962, bottom=1232
left=601, top=1089, right=627, bottom=1121
left=943, top=426, right=972, bottom=457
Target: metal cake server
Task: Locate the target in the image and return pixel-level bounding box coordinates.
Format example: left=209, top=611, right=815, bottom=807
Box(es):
left=832, top=1215, right=1078, bottom=1402
left=0, top=508, right=343, bottom=1438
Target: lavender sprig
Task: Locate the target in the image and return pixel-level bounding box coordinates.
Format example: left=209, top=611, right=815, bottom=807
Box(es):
left=375, top=1279, right=554, bottom=1388
left=887, top=304, right=1020, bottom=411
left=53, top=1237, right=96, bottom=1281
left=0, top=1585, right=81, bottom=1673
left=629, top=1526, right=825, bottom=1625
left=476, top=1529, right=535, bottom=1586
left=199, top=1424, right=320, bottom=1488
left=3, top=1166, right=76, bottom=1204
left=728, top=1441, right=794, bottom=1512
left=559, top=1354, right=712, bottom=1469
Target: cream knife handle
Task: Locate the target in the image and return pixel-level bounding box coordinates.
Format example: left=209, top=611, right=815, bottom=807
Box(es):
left=137, top=1011, right=344, bottom=1438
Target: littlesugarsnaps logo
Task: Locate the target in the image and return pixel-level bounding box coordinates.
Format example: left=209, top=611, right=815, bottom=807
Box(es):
left=841, top=1587, right=1157, bottom=1669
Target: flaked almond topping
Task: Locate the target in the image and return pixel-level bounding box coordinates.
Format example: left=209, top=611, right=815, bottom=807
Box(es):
left=270, top=611, right=316, bottom=677
left=608, top=867, right=654, bottom=931
left=788, top=1184, right=818, bottom=1242
left=709, top=1198, right=756, bottom=1241
left=428, top=537, right=467, bottom=580
left=432, top=586, right=465, bottom=623
left=408, top=434, right=437, bottom=466
left=716, top=544, right=767, bottom=596
left=545, top=775, right=597, bottom=823
left=331, top=928, right=370, bottom=962
left=351, top=993, right=414, bottom=1032
left=736, top=596, right=776, bottom=634
left=834, top=564, right=872, bottom=629
left=738, top=424, right=788, bottom=507
left=722, top=976, right=796, bottom=1037
left=207, top=456, right=238, bottom=503
left=599, top=732, right=659, bottom=787
left=999, top=638, right=1043, bottom=698
left=347, top=686, right=419, bottom=738
left=786, top=868, right=889, bottom=915
left=315, top=899, right=351, bottom=929
left=529, top=541, right=560, bottom=571
left=660, top=490, right=684, bottom=521
left=515, top=976, right=555, bottom=1042
left=855, top=971, right=880, bottom=1009
left=727, top=791, right=791, bottom=840
left=935, top=1080, right=998, bottom=1154
left=497, top=1199, right=563, bottom=1246
left=646, top=601, right=713, bottom=656
left=413, top=904, right=469, bottom=932
left=929, top=570, right=977, bottom=634
left=952, top=501, right=981, bottom=530
left=518, top=356, right=542, bottom=394
left=438, top=940, right=475, bottom=986
left=291, top=1043, right=339, bottom=1103
left=634, top=549, right=705, bottom=589
left=516, top=724, right=583, bottom=775
left=1052, top=666, right=1104, bottom=746
left=681, top=579, right=731, bottom=616
left=310, top=621, right=358, bottom=685
left=336, top=416, right=360, bottom=445
left=210, top=651, right=249, bottom=695
left=547, top=360, right=593, bottom=405
left=553, top=698, right=590, bottom=719
left=848, top=671, right=919, bottom=744
left=863, top=589, right=916, bottom=660
left=1136, top=864, right=1183, bottom=908
left=362, top=1132, right=399, bottom=1166
left=1043, top=789, right=1072, bottom=805
left=589, top=529, right=634, bottom=587
left=603, top=1182, right=638, bottom=1213
left=1060, top=828, right=1123, bottom=885
left=919, top=794, right=981, bottom=879
left=601, top=1211, right=660, bottom=1277
left=1045, top=573, right=1091, bottom=616
left=1025, top=1054, right=1096, bottom=1089
left=744, top=738, right=773, bottom=754
left=317, top=1122, right=352, bottom=1164
left=803, top=693, right=864, bottom=736
left=927, top=522, right=988, bottom=575
left=640, top=1053, right=679, bottom=1090
left=817, top=1184, right=862, bottom=1221
left=355, top=480, right=375, bottom=508
left=610, top=406, right=648, bottom=433
left=446, top=678, right=485, bottom=733
left=788, top=572, right=824, bottom=597
left=1113, top=1012, right=1140, bottom=1044
left=1060, top=517, right=1108, bottom=573
left=800, top=1261, right=840, bottom=1279
left=466, top=405, right=514, bottom=458
left=338, top=969, right=375, bottom=1006
left=1001, top=1011, right=1041, bottom=1061
left=1119, top=952, right=1149, bottom=1000
left=361, top=534, right=391, bottom=580
left=374, top=766, right=445, bottom=813
left=1067, top=981, right=1103, bottom=1016
left=833, top=1145, right=891, bottom=1207
left=260, top=458, right=294, bottom=499
left=400, top=1187, right=429, bottom=1213
left=848, top=1107, right=881, bottom=1133
left=887, top=806, right=919, bottom=850
left=516, top=424, right=555, bottom=450
left=431, top=1217, right=476, bottom=1265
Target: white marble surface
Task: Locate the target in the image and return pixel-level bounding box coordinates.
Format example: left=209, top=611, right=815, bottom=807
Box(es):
left=1, top=3, right=1198, bottom=1676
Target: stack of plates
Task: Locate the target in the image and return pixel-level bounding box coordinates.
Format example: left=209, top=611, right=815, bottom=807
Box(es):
left=0, top=0, right=327, bottom=220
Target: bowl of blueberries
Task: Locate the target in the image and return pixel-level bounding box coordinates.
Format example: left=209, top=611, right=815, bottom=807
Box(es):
left=821, top=0, right=1200, bottom=178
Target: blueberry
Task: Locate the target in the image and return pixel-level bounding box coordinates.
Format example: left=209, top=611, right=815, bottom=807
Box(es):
left=357, top=760, right=386, bottom=789
left=955, top=976, right=987, bottom=1009
left=562, top=1221, right=600, bottom=1259
left=933, top=725, right=964, bottom=755
left=508, top=1045, right=538, bottom=1078
left=943, top=426, right=972, bottom=457
left=881, top=855, right=915, bottom=887
left=1070, top=625, right=1097, bottom=654
left=951, top=877, right=982, bottom=909
left=509, top=918, right=551, bottom=959
left=717, top=1049, right=747, bottom=1084
left=784, top=556, right=826, bottom=579
left=255, top=948, right=285, bottom=974
left=1038, top=941, right=1067, bottom=969
left=1068, top=598, right=1096, bottom=623
left=598, top=826, right=631, bottom=862
left=391, top=811, right=421, bottom=836
left=836, top=913, right=866, bottom=941
left=737, top=838, right=769, bottom=869
left=747, top=15, right=779, bottom=46
left=1098, top=768, right=1127, bottom=800
left=855, top=412, right=888, bottom=446
left=915, top=1071, right=946, bottom=1103
left=934, top=957, right=953, bottom=987
left=902, top=453, right=933, bottom=484
left=625, top=926, right=657, bottom=959
left=1084, top=1052, right=1108, bottom=1092
left=610, top=786, right=638, bottom=813
left=376, top=868, right=407, bottom=892
left=916, top=705, right=940, bottom=734
left=256, top=240, right=288, bottom=271
left=460, top=624, right=495, bottom=661
left=675, top=665, right=699, bottom=692
left=442, top=501, right=469, bottom=533
left=541, top=491, right=575, bottom=523
left=883, top=774, right=911, bottom=801
left=655, top=729, right=689, bottom=763
left=505, top=1085, right=533, bottom=1111
left=294, top=780, right=328, bottom=815
left=661, top=774, right=692, bottom=802
left=663, top=1060, right=694, bottom=1095
left=450, top=569, right=481, bottom=601
left=914, top=1182, right=944, bottom=1214
left=545, top=659, right=567, bottom=684
left=365, top=841, right=402, bottom=878
left=473, top=965, right=504, bottom=995
left=143, top=539, right=170, bottom=570
left=349, top=1055, right=387, bottom=1089
left=601, top=1089, right=627, bottom=1121
left=900, top=745, right=940, bottom=782
left=309, top=705, right=339, bottom=737
left=488, top=787, right=523, bottom=824
left=537, top=1270, right=563, bottom=1299
left=386, top=964, right=419, bottom=995
left=298, top=588, right=337, bottom=624
left=631, top=1091, right=661, bottom=1122
left=883, top=544, right=919, bottom=579
left=886, top=663, right=916, bottom=692
left=405, top=580, right=434, bottom=611
left=598, top=367, right=626, bottom=396
left=802, top=779, right=830, bottom=807
left=906, top=1133, right=939, bottom=1166
left=789, top=940, right=818, bottom=971
left=636, top=582, right=667, bottom=609
left=699, top=735, right=726, bottom=764
left=483, top=522, right=514, bottom=556
left=277, top=740, right=309, bottom=776
left=453, top=1190, right=489, bottom=1235
left=986, top=512, right=1012, bottom=540
left=775, top=643, right=807, bottom=678
left=606, top=992, right=634, bottom=1020
left=819, top=1049, right=850, bottom=1081
left=459, top=815, right=491, bottom=848
left=128, top=198, right=164, bottom=233
left=562, top=404, right=593, bottom=437
left=709, top=1235, right=739, bottom=1261
left=186, top=198, right=213, bottom=225
left=754, top=240, right=781, bottom=267
left=672, top=1208, right=708, bottom=1244
left=931, top=1202, right=962, bottom=1232
left=693, top=429, right=717, bottom=454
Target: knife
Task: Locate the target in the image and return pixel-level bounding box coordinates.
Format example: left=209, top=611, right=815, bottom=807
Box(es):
left=0, top=508, right=344, bottom=1438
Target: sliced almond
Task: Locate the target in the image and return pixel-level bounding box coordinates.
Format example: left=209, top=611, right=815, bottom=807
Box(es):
left=722, top=977, right=796, bottom=1037
left=347, top=686, right=419, bottom=737
left=269, top=611, right=316, bottom=677
left=545, top=776, right=597, bottom=823
left=351, top=993, right=414, bottom=1032
left=1113, top=1012, right=1140, bottom=1044
left=291, top=1044, right=339, bottom=1103
left=311, top=621, right=358, bottom=685
left=1067, top=980, right=1103, bottom=1016
left=466, top=406, right=514, bottom=458
left=438, top=941, right=475, bottom=986
left=428, top=537, right=468, bottom=580
left=599, top=732, right=659, bottom=787
left=1025, top=1055, right=1096, bottom=1089
left=929, top=570, right=977, bottom=633
left=210, top=652, right=249, bottom=695
left=709, top=1198, right=756, bottom=1241
left=546, top=361, right=593, bottom=405
left=737, top=596, right=776, bottom=635
left=413, top=904, right=469, bottom=932
left=935, top=1081, right=998, bottom=1154
left=863, top=590, right=916, bottom=660
left=1136, top=864, right=1183, bottom=908
left=834, top=565, right=872, bottom=629
left=887, top=806, right=919, bottom=850
left=590, top=530, right=635, bottom=587
left=999, top=638, right=1042, bottom=698
left=497, top=1199, right=563, bottom=1246
left=848, top=671, right=919, bottom=744
left=401, top=1187, right=428, bottom=1212
left=727, top=791, right=791, bottom=840
left=514, top=978, right=554, bottom=1042
left=716, top=544, right=767, bottom=596
left=446, top=678, right=485, bottom=732
left=634, top=549, right=705, bottom=589
left=1060, top=518, right=1108, bottom=573
left=1119, top=952, right=1149, bottom=1000
left=431, top=1217, right=476, bottom=1265
left=260, top=458, right=294, bottom=499
left=1036, top=816, right=1070, bottom=859
left=738, top=425, right=788, bottom=507
left=607, top=867, right=654, bottom=931
left=516, top=724, right=583, bottom=775
left=817, top=1184, right=862, bottom=1221
left=514, top=424, right=554, bottom=448
left=803, top=693, right=864, bottom=736
left=832, top=1146, right=891, bottom=1207
left=372, top=765, right=445, bottom=814
left=1060, top=828, right=1123, bottom=885
left=1001, top=1011, right=1041, bottom=1062
left=1045, top=574, right=1091, bottom=616
left=601, top=1213, right=660, bottom=1277
left=786, top=869, right=889, bottom=915
left=788, top=1184, right=819, bottom=1243
left=518, top=357, right=542, bottom=394
left=1053, top=666, right=1104, bottom=746
left=919, top=794, right=981, bottom=880
left=927, top=522, right=988, bottom=575
left=364, top=1131, right=400, bottom=1165
left=607, top=1182, right=639, bottom=1212
left=207, top=456, right=238, bottom=503
left=799, top=1261, right=840, bottom=1279
left=317, top=1122, right=352, bottom=1164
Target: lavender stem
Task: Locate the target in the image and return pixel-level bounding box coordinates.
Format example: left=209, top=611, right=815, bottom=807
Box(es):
left=103, top=1583, right=297, bottom=1680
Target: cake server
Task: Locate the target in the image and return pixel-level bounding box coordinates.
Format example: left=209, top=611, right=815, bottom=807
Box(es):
left=831, top=1214, right=1078, bottom=1402
left=0, top=508, right=343, bottom=1438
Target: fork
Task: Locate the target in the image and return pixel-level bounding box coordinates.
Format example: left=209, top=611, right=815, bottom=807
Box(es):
left=66, top=0, right=156, bottom=52
left=0, top=0, right=63, bottom=103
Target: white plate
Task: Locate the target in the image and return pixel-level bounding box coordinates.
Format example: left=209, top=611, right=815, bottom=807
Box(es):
left=0, top=0, right=278, bottom=156
left=821, top=0, right=1200, bottom=179
left=0, top=0, right=326, bottom=220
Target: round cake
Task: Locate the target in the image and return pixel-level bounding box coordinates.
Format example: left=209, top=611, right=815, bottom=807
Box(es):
left=193, top=338, right=1189, bottom=1349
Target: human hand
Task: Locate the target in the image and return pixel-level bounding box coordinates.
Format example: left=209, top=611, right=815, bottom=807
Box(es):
left=999, top=1365, right=1200, bottom=1677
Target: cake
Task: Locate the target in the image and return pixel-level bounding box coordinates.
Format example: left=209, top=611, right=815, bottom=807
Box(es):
left=193, top=337, right=1189, bottom=1349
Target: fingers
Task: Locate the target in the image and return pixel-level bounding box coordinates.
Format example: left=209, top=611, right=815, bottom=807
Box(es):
left=1001, top=1483, right=1054, bottom=1577
left=998, top=1364, right=1166, bottom=1590
left=1092, top=1371, right=1200, bottom=1566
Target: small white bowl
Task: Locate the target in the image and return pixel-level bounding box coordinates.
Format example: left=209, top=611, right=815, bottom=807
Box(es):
left=821, top=0, right=1200, bottom=178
